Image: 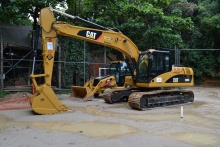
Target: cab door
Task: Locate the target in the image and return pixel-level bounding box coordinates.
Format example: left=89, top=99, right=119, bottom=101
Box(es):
left=137, top=51, right=171, bottom=83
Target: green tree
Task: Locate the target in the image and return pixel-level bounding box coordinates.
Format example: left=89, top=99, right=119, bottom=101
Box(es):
left=0, top=0, right=31, bottom=25
left=67, top=0, right=195, bottom=50
left=0, top=0, right=66, bottom=27
left=182, top=0, right=220, bottom=84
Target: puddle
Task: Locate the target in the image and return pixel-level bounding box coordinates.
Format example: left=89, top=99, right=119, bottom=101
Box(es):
left=0, top=108, right=219, bottom=145
left=108, top=103, right=129, bottom=109
left=0, top=115, right=13, bottom=132
left=0, top=114, right=139, bottom=138
left=191, top=101, right=206, bottom=107
left=163, top=132, right=220, bottom=146
left=0, top=114, right=11, bottom=122
left=29, top=121, right=139, bottom=138
left=178, top=101, right=206, bottom=109
left=72, top=105, right=220, bottom=129
left=74, top=105, right=207, bottom=122
left=73, top=106, right=183, bottom=122
left=207, top=92, right=220, bottom=99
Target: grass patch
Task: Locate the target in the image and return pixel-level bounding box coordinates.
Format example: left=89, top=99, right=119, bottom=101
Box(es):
left=0, top=92, right=10, bottom=98
left=55, top=90, right=71, bottom=94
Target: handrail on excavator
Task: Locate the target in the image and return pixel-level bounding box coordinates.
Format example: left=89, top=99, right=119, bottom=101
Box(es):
left=50, top=7, right=108, bottom=30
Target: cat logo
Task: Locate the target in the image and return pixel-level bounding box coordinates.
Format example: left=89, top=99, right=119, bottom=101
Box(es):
left=86, top=31, right=97, bottom=39
left=173, top=78, right=178, bottom=83
left=77, top=30, right=102, bottom=40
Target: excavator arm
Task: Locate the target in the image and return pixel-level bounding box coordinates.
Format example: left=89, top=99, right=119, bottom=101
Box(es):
left=29, top=8, right=67, bottom=114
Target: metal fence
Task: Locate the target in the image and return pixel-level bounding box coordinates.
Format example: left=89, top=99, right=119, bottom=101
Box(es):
left=1, top=34, right=220, bottom=92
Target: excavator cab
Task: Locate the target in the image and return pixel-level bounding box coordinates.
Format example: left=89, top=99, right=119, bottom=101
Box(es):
left=137, top=50, right=171, bottom=83
left=109, top=61, right=131, bottom=86
left=135, top=49, right=193, bottom=89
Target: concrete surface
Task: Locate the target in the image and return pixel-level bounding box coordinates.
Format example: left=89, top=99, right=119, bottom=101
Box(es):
left=0, top=87, right=219, bottom=147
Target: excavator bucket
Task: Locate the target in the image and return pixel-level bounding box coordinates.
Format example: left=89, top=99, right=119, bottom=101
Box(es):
left=30, top=85, right=69, bottom=115
left=71, top=86, right=94, bottom=100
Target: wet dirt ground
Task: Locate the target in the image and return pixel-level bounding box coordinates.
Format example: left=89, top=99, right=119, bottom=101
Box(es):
left=0, top=87, right=220, bottom=147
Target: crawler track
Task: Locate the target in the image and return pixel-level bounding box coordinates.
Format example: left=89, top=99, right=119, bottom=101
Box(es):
left=103, top=88, right=194, bottom=110
left=103, top=88, right=132, bottom=104
left=128, top=90, right=194, bottom=110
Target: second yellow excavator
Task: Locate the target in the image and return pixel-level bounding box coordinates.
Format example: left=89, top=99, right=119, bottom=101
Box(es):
left=71, top=61, right=132, bottom=99
left=30, top=7, right=194, bottom=114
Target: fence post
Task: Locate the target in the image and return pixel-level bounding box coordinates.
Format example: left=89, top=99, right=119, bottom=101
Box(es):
left=83, top=41, right=86, bottom=84
left=0, top=35, right=4, bottom=92
left=174, top=46, right=180, bottom=66
left=58, top=37, right=61, bottom=89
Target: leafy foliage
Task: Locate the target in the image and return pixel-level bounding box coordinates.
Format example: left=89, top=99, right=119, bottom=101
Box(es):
left=0, top=0, right=66, bottom=26
left=1, top=0, right=220, bottom=86
left=182, top=0, right=220, bottom=84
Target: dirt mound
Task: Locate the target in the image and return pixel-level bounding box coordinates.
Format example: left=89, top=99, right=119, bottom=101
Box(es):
left=0, top=92, right=32, bottom=102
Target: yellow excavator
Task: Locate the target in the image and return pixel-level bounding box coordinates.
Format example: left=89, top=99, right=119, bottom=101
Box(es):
left=30, top=7, right=194, bottom=114
left=71, top=61, right=132, bottom=99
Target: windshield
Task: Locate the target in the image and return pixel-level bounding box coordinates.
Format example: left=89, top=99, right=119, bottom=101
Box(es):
left=109, top=62, right=130, bottom=75
left=137, top=51, right=171, bottom=83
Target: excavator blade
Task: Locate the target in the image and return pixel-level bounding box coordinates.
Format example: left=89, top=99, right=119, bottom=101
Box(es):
left=71, top=86, right=94, bottom=100
left=30, top=85, right=69, bottom=115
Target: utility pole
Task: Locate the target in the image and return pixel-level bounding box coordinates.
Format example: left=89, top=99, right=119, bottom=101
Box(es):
left=0, top=35, right=4, bottom=92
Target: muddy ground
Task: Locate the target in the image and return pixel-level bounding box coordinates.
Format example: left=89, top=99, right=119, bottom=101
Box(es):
left=0, top=87, right=219, bottom=147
